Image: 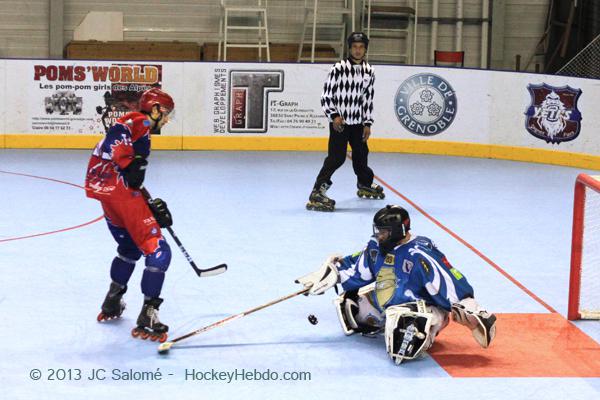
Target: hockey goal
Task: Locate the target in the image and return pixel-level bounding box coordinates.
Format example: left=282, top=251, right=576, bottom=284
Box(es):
left=568, top=173, right=600, bottom=320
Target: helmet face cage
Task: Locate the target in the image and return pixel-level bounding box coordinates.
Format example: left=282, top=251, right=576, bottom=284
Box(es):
left=373, top=224, right=392, bottom=237
left=373, top=206, right=410, bottom=251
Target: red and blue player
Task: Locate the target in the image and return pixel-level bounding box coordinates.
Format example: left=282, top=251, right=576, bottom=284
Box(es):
left=86, top=88, right=175, bottom=342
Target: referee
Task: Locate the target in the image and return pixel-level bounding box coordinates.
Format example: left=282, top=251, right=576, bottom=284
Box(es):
left=306, top=32, right=385, bottom=212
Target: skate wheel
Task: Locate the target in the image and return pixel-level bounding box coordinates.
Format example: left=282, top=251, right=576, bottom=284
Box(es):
left=150, top=334, right=158, bottom=342
left=98, top=312, right=121, bottom=322
left=307, top=203, right=334, bottom=212
left=131, top=328, right=141, bottom=338
left=158, top=333, right=168, bottom=343
left=140, top=331, right=150, bottom=340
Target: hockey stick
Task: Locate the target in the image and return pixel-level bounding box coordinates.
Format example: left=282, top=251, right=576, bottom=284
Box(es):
left=157, top=287, right=310, bottom=354
left=140, top=187, right=227, bottom=278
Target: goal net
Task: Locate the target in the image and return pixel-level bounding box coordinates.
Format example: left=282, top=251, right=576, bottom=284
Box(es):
left=558, top=34, right=600, bottom=79
left=568, top=174, right=600, bottom=320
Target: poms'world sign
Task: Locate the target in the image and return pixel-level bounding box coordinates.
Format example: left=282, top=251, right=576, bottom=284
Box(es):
left=394, top=73, right=457, bottom=136
left=33, top=64, right=159, bottom=84
left=31, top=62, right=163, bottom=134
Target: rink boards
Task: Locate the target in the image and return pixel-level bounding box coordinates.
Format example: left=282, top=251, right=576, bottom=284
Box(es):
left=0, top=59, right=599, bottom=170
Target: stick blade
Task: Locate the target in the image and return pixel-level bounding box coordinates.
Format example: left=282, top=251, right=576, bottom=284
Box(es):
left=197, top=263, right=228, bottom=277
left=157, top=341, right=174, bottom=354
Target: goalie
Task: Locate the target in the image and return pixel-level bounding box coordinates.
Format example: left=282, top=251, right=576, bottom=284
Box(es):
left=295, top=205, right=497, bottom=365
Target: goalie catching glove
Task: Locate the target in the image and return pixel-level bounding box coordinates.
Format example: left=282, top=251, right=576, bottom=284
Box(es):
left=295, top=254, right=342, bottom=295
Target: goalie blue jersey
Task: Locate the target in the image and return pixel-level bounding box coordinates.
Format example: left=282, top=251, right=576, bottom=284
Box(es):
left=338, top=235, right=474, bottom=312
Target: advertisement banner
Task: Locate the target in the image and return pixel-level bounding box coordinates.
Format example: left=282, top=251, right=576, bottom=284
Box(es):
left=2, top=58, right=600, bottom=160
left=186, top=62, right=493, bottom=140
left=188, top=63, right=330, bottom=136
left=5, top=60, right=183, bottom=136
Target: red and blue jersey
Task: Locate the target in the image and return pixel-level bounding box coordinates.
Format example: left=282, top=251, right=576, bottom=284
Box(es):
left=85, top=112, right=152, bottom=201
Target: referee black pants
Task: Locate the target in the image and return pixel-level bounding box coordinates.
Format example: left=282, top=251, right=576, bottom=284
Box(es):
left=313, top=123, right=374, bottom=190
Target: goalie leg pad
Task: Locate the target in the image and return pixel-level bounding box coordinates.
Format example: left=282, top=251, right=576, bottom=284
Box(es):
left=451, top=297, right=497, bottom=348
left=334, top=284, right=384, bottom=336
left=384, top=301, right=448, bottom=365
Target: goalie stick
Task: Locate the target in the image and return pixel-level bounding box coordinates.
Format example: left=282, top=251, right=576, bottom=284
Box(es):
left=140, top=187, right=227, bottom=278
left=157, top=287, right=309, bottom=354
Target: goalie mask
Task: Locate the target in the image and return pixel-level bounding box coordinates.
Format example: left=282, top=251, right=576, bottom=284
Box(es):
left=373, top=205, right=410, bottom=254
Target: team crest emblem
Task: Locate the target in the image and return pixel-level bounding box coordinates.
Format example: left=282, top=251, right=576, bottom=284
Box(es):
left=394, top=73, right=457, bottom=136
left=524, top=83, right=582, bottom=144
left=401, top=259, right=413, bottom=273
left=369, top=249, right=378, bottom=262
left=375, top=267, right=396, bottom=307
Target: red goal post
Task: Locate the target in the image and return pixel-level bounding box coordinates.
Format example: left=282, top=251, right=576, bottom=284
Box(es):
left=568, top=173, right=600, bottom=320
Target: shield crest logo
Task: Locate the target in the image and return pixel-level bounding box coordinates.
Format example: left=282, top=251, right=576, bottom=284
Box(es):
left=524, top=83, right=582, bottom=144
left=394, top=73, right=457, bottom=136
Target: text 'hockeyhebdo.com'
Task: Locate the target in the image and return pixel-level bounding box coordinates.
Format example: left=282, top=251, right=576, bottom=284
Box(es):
left=27, top=368, right=312, bottom=383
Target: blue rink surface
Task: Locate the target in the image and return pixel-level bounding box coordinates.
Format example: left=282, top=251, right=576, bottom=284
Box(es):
left=1, top=149, right=599, bottom=400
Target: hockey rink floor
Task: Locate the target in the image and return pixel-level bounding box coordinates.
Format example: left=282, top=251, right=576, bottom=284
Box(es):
left=1, top=149, right=599, bottom=400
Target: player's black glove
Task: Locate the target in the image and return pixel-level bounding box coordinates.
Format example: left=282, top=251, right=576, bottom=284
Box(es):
left=149, top=198, right=173, bottom=228
left=122, top=156, right=148, bottom=189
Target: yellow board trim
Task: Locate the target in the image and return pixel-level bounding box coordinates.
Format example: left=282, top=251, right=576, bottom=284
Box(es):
left=0, top=134, right=184, bottom=150
left=1, top=134, right=599, bottom=170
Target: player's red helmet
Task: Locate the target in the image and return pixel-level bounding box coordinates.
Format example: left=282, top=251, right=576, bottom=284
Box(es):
left=139, top=88, right=174, bottom=115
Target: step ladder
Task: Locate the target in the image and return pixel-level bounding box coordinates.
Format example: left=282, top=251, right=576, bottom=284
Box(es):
left=361, top=0, right=418, bottom=64
left=297, top=0, right=353, bottom=63
left=218, top=0, right=271, bottom=62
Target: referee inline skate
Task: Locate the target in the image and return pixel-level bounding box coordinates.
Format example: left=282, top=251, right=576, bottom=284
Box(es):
left=357, top=182, right=385, bottom=199
left=306, top=182, right=336, bottom=212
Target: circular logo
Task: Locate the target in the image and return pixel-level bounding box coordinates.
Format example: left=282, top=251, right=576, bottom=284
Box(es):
left=394, top=73, right=457, bottom=136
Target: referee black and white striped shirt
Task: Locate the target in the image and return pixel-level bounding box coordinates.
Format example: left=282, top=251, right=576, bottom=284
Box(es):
left=321, top=58, right=375, bottom=126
